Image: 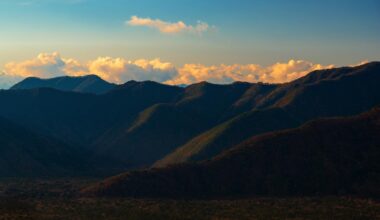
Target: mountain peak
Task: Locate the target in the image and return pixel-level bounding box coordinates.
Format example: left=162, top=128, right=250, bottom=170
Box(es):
left=114, top=80, right=182, bottom=93
left=11, top=74, right=116, bottom=94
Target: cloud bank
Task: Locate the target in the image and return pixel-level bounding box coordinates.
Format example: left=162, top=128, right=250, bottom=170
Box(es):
left=166, top=60, right=333, bottom=85
left=87, top=57, right=177, bottom=83
left=2, top=52, right=177, bottom=86
left=1, top=52, right=336, bottom=89
left=127, top=16, right=210, bottom=35
left=4, top=52, right=85, bottom=78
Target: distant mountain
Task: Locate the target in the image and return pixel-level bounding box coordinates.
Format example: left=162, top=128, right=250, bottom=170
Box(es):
left=176, top=84, right=188, bottom=88
left=82, top=107, right=380, bottom=198
left=11, top=75, right=116, bottom=94
left=156, top=62, right=380, bottom=167
left=0, top=116, right=89, bottom=177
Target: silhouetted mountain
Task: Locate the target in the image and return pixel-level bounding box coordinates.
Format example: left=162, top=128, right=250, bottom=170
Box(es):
left=94, top=81, right=262, bottom=167
left=0, top=81, right=183, bottom=147
left=82, top=107, right=380, bottom=198
left=11, top=75, right=116, bottom=94
left=91, top=81, right=185, bottom=166
left=0, top=88, right=99, bottom=147
left=0, top=81, right=185, bottom=172
left=156, top=62, right=380, bottom=167
left=0, top=62, right=379, bottom=175
left=0, top=116, right=89, bottom=177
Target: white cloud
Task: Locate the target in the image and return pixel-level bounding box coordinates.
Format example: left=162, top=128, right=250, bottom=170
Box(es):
left=87, top=57, right=177, bottom=84
left=165, top=60, right=334, bottom=85
left=4, top=52, right=80, bottom=79
left=1, top=52, right=336, bottom=89
left=127, top=16, right=210, bottom=35
left=1, top=52, right=178, bottom=88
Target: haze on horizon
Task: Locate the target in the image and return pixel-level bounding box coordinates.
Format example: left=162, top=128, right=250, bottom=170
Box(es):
left=0, top=0, right=379, bottom=88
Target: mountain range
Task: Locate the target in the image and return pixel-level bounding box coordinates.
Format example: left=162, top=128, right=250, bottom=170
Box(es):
left=83, top=106, right=380, bottom=198
left=11, top=75, right=116, bottom=94
left=156, top=62, right=380, bottom=167
left=0, top=62, right=379, bottom=183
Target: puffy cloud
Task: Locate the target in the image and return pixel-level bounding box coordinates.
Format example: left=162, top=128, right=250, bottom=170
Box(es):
left=4, top=52, right=74, bottom=78
left=87, top=57, right=177, bottom=84
left=165, top=60, right=334, bottom=85
left=127, top=16, right=210, bottom=35
left=1, top=52, right=178, bottom=88
left=262, top=60, right=332, bottom=83
left=1, top=52, right=336, bottom=89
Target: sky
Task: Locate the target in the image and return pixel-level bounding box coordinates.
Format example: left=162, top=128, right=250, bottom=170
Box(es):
left=0, top=0, right=379, bottom=88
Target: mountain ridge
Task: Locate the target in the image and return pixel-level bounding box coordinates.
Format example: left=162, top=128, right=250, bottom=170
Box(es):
left=83, top=106, right=380, bottom=198
left=155, top=62, right=380, bottom=167
left=0, top=62, right=379, bottom=176
left=11, top=75, right=116, bottom=94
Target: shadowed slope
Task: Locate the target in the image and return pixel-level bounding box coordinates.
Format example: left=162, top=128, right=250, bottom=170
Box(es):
left=0, top=88, right=99, bottom=146
left=157, top=62, right=380, bottom=167
left=0, top=117, right=89, bottom=177
left=96, top=82, right=265, bottom=167
left=83, top=107, right=380, bottom=198
left=0, top=81, right=185, bottom=171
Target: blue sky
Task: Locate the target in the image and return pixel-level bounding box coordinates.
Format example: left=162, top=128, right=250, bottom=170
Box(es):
left=1, top=0, right=379, bottom=65
left=0, top=0, right=379, bottom=88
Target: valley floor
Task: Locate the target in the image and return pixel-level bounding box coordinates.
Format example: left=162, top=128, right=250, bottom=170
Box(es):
left=0, top=197, right=379, bottom=220
left=0, top=179, right=379, bottom=220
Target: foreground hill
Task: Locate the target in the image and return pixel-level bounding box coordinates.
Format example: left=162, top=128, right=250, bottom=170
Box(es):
left=0, top=117, right=89, bottom=177
left=83, top=107, right=380, bottom=198
left=156, top=62, right=380, bottom=167
left=11, top=75, right=116, bottom=94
